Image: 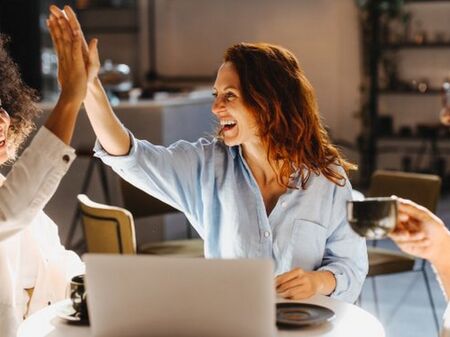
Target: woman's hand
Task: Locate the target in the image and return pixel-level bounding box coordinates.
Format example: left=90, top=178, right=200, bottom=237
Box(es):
left=49, top=5, right=131, bottom=155
left=275, top=268, right=336, bottom=300
left=43, top=7, right=95, bottom=144
left=47, top=13, right=87, bottom=103
left=389, top=197, right=450, bottom=299
left=389, top=198, right=450, bottom=265
left=49, top=5, right=100, bottom=87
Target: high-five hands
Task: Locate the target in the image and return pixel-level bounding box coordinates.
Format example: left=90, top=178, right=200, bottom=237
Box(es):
left=43, top=6, right=101, bottom=143
left=48, top=5, right=100, bottom=88
left=49, top=5, right=131, bottom=156
left=47, top=12, right=86, bottom=103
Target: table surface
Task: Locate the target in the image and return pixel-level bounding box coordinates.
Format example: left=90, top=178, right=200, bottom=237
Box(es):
left=18, top=295, right=385, bottom=337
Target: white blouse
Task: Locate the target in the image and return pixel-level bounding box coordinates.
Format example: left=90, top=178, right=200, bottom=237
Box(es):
left=0, top=127, right=84, bottom=337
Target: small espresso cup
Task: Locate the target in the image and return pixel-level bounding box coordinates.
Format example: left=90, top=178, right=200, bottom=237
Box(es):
left=346, top=197, right=398, bottom=239
left=70, top=274, right=88, bottom=320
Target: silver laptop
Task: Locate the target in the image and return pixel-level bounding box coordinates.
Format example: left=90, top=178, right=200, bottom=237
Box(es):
left=84, top=254, right=276, bottom=337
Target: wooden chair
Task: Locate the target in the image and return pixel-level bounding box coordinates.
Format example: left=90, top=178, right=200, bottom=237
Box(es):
left=78, top=194, right=204, bottom=257
left=119, top=179, right=204, bottom=257
left=78, top=194, right=137, bottom=254
left=365, top=170, right=441, bottom=332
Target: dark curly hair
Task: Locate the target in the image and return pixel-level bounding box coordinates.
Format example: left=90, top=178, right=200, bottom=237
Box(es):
left=0, top=34, right=40, bottom=161
left=222, top=42, right=356, bottom=189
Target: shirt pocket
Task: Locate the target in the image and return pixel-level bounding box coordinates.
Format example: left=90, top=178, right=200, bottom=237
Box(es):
left=290, top=219, right=327, bottom=269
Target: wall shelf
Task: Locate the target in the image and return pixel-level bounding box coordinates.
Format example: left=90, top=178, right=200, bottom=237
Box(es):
left=383, top=42, right=450, bottom=49
left=379, top=88, right=441, bottom=95
left=404, top=0, right=450, bottom=3
left=359, top=0, right=450, bottom=184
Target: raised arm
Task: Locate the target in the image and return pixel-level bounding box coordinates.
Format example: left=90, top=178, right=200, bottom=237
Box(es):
left=50, top=5, right=130, bottom=156
left=45, top=13, right=86, bottom=144
left=0, top=11, right=88, bottom=241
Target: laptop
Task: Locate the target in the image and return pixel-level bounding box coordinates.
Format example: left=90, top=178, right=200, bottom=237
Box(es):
left=84, top=254, right=276, bottom=337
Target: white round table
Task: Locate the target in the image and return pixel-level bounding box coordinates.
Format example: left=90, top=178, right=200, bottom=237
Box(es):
left=18, top=295, right=384, bottom=337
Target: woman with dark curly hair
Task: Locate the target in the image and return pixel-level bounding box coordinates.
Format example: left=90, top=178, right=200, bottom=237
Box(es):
left=0, top=13, right=95, bottom=336
left=53, top=5, right=367, bottom=304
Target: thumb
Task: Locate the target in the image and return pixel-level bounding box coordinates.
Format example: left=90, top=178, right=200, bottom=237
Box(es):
left=87, top=38, right=100, bottom=82
left=88, top=38, right=100, bottom=65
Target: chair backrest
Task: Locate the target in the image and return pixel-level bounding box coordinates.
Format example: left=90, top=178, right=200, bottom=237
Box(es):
left=367, top=170, right=441, bottom=213
left=78, top=194, right=137, bottom=254
left=119, top=179, right=179, bottom=218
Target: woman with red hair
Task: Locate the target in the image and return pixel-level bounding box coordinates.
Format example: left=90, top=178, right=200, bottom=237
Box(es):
left=52, top=5, right=368, bottom=304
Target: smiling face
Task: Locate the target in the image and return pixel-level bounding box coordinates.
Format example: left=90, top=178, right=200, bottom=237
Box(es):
left=212, top=62, right=260, bottom=147
left=0, top=99, right=11, bottom=164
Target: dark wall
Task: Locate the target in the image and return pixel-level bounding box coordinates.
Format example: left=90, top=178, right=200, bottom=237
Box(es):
left=0, top=0, right=42, bottom=93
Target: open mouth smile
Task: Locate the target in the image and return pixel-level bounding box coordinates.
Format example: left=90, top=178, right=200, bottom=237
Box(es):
left=220, top=119, right=237, bottom=132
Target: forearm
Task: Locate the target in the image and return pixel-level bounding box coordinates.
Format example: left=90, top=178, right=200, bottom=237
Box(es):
left=44, top=95, right=81, bottom=145
left=312, top=270, right=336, bottom=296
left=431, top=232, right=450, bottom=300
left=0, top=128, right=75, bottom=241
left=85, top=78, right=130, bottom=155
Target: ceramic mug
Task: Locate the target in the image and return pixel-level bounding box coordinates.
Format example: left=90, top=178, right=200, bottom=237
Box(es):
left=70, top=274, right=89, bottom=320
left=346, top=197, right=397, bottom=239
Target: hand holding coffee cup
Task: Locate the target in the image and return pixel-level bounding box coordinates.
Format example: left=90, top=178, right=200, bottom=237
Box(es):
left=346, top=197, right=397, bottom=239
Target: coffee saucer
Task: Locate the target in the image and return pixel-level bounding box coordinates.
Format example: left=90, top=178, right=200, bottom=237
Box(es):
left=57, top=304, right=90, bottom=326
left=276, top=302, right=335, bottom=328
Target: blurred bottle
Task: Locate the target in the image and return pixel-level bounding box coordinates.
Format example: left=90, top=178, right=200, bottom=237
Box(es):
left=440, top=78, right=450, bottom=126
left=41, top=47, right=59, bottom=102
left=98, top=59, right=132, bottom=106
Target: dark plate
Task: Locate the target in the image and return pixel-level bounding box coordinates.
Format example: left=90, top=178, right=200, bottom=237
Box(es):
left=276, top=302, right=335, bottom=327
left=57, top=305, right=90, bottom=326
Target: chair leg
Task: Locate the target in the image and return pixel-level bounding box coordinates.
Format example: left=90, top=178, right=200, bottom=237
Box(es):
left=422, top=262, right=440, bottom=334
left=97, top=160, right=112, bottom=205
left=65, top=157, right=96, bottom=248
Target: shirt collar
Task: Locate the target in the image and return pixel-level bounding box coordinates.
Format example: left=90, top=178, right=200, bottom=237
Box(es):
left=229, top=145, right=241, bottom=159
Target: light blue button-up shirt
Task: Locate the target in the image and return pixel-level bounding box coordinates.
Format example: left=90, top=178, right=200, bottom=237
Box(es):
left=95, top=133, right=368, bottom=303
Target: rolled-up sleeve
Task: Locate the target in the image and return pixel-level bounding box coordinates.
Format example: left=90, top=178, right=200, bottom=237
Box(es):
left=317, top=182, right=368, bottom=303
left=0, top=127, right=75, bottom=242
left=94, top=131, right=208, bottom=229
left=93, top=130, right=140, bottom=171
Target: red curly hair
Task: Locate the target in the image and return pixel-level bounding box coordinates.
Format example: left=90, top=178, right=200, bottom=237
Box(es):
left=223, top=42, right=356, bottom=189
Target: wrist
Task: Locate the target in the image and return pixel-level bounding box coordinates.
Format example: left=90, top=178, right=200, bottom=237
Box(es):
left=87, top=77, right=101, bottom=90
left=56, top=93, right=83, bottom=111
left=430, top=228, right=450, bottom=268
left=311, top=271, right=335, bottom=296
